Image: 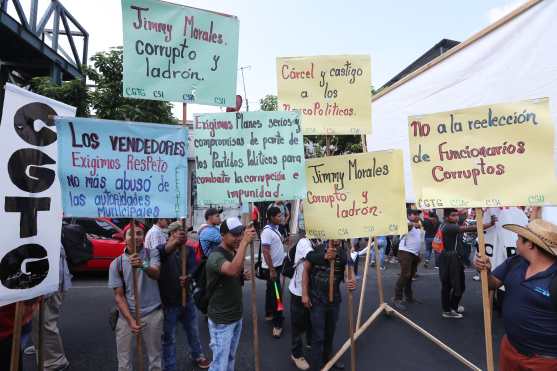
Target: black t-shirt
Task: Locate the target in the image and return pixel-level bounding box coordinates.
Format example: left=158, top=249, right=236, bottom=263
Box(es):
left=422, top=219, right=439, bottom=239
left=442, top=223, right=461, bottom=252
left=157, top=245, right=196, bottom=307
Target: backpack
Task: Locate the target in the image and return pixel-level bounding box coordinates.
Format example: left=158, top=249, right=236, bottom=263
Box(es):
left=432, top=224, right=445, bottom=253
left=61, top=223, right=93, bottom=267
left=281, top=243, right=298, bottom=279
left=189, top=247, right=224, bottom=314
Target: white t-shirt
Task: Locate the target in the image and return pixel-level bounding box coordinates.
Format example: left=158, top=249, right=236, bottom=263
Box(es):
left=289, top=238, right=313, bottom=296
left=144, top=224, right=167, bottom=250
left=260, top=225, right=286, bottom=268
left=399, top=226, right=422, bottom=256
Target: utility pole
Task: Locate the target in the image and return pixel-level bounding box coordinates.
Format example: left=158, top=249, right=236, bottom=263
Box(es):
left=239, top=65, right=251, bottom=111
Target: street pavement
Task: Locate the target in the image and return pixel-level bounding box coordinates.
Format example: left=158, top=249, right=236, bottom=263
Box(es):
left=23, top=259, right=505, bottom=371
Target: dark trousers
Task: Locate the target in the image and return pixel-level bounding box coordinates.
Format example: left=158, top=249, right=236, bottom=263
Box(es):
left=0, top=335, right=22, bottom=371
left=290, top=294, right=312, bottom=358
left=439, top=251, right=466, bottom=312
left=265, top=265, right=284, bottom=328
left=394, top=250, right=419, bottom=301
left=309, top=301, right=340, bottom=371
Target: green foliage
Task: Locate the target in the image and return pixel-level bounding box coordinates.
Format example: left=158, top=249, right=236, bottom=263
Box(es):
left=86, top=47, right=177, bottom=124
left=259, top=94, right=277, bottom=111
left=29, top=77, right=90, bottom=117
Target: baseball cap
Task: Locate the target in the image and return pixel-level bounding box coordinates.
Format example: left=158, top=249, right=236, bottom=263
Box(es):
left=167, top=221, right=183, bottom=234
left=205, top=208, right=221, bottom=220
left=220, top=217, right=245, bottom=236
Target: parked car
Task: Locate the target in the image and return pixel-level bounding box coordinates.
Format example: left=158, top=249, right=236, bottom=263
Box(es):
left=65, top=218, right=126, bottom=272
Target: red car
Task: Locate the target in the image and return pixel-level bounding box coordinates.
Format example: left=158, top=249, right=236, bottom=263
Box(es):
left=67, top=218, right=126, bottom=272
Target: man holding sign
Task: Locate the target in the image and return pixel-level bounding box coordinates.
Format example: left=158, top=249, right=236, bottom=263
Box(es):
left=475, top=219, right=557, bottom=370
left=302, top=240, right=356, bottom=370
left=108, top=224, right=162, bottom=371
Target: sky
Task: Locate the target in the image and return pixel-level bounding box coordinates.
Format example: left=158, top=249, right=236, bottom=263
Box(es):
left=10, top=0, right=527, bottom=119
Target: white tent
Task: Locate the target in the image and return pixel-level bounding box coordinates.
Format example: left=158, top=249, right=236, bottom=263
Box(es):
left=367, top=0, right=557, bottom=202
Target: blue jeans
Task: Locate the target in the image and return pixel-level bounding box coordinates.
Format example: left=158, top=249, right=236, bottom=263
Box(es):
left=371, top=239, right=387, bottom=267
left=208, top=319, right=242, bottom=371
left=162, top=302, right=204, bottom=371
left=424, top=237, right=434, bottom=261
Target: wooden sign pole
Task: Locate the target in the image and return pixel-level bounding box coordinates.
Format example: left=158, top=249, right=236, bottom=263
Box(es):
left=181, top=220, right=187, bottom=307
left=9, top=301, right=24, bottom=371
left=38, top=300, right=45, bottom=371
left=245, top=204, right=261, bottom=371
left=325, top=136, right=335, bottom=303
left=346, top=245, right=356, bottom=371
left=129, top=221, right=144, bottom=371
left=356, top=237, right=372, bottom=329
left=475, top=208, right=495, bottom=371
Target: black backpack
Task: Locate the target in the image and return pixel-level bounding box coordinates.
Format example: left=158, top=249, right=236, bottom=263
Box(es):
left=189, top=247, right=224, bottom=314
left=281, top=243, right=298, bottom=279
left=61, top=223, right=92, bottom=267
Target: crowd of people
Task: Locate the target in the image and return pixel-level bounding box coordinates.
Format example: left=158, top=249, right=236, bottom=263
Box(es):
left=2, top=202, right=556, bottom=371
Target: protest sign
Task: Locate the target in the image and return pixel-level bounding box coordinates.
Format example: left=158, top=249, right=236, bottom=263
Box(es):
left=193, top=111, right=306, bottom=205
left=303, top=150, right=406, bottom=239
left=122, top=0, right=239, bottom=105
left=481, top=207, right=528, bottom=271
left=56, top=117, right=188, bottom=218
left=409, top=98, right=557, bottom=208
left=276, top=55, right=371, bottom=135
left=0, top=84, right=75, bottom=306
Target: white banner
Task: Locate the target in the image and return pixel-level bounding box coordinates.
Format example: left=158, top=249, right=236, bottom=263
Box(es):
left=0, top=83, right=75, bottom=306
left=481, top=207, right=528, bottom=271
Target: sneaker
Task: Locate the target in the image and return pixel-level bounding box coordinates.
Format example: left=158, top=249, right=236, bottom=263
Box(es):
left=442, top=310, right=463, bottom=319
left=434, top=266, right=439, bottom=270
left=392, top=299, right=407, bottom=311
left=24, top=346, right=36, bottom=356
left=332, top=361, right=345, bottom=370
left=457, top=305, right=465, bottom=314
left=370, top=261, right=376, bottom=267
left=380, top=266, right=386, bottom=271
left=265, top=315, right=273, bottom=321
left=405, top=297, right=422, bottom=304
left=195, top=356, right=211, bottom=369
left=473, top=275, right=480, bottom=281
left=291, top=355, right=310, bottom=370
left=272, top=327, right=283, bottom=338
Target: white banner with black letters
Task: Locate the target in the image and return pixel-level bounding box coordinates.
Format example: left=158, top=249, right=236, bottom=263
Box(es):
left=0, top=83, right=75, bottom=306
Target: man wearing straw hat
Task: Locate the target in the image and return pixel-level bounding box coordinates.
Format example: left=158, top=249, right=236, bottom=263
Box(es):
left=475, top=219, right=557, bottom=370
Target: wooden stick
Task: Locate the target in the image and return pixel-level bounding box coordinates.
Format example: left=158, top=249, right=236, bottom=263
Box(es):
left=346, top=246, right=356, bottom=371
left=129, top=221, right=144, bottom=371
left=324, top=136, right=335, bottom=303
left=328, top=240, right=335, bottom=303
left=10, top=301, right=24, bottom=371
left=356, top=238, right=372, bottom=329
left=387, top=305, right=482, bottom=371
left=322, top=304, right=385, bottom=371
left=245, top=204, right=261, bottom=371
left=475, top=208, right=495, bottom=371
left=181, top=219, right=187, bottom=307
left=38, top=300, right=44, bottom=371
left=373, top=238, right=385, bottom=305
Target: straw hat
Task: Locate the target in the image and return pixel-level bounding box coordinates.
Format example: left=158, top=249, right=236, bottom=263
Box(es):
left=503, top=219, right=557, bottom=256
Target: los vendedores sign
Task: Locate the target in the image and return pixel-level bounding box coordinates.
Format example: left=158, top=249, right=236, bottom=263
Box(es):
left=122, top=0, right=239, bottom=106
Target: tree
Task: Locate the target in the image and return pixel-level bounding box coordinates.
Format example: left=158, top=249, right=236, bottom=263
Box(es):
left=86, top=47, right=177, bottom=123
left=259, top=94, right=277, bottom=111
left=30, top=77, right=90, bottom=117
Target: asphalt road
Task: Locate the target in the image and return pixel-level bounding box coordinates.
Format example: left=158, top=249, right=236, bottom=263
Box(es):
left=23, top=259, right=505, bottom=371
